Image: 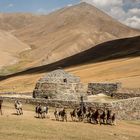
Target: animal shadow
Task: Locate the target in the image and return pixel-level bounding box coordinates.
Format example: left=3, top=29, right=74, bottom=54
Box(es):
left=11, top=113, right=19, bottom=116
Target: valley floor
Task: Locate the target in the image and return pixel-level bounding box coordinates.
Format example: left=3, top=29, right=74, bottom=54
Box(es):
left=0, top=102, right=140, bottom=140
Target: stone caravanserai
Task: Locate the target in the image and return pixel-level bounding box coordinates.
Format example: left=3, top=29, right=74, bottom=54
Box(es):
left=33, top=69, right=87, bottom=100
left=33, top=69, right=122, bottom=100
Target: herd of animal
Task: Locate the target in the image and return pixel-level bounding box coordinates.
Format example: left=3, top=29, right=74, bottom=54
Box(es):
left=35, top=103, right=116, bottom=125
left=0, top=99, right=116, bottom=125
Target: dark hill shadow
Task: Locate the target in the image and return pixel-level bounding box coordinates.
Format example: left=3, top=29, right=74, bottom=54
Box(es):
left=0, top=35, right=140, bottom=81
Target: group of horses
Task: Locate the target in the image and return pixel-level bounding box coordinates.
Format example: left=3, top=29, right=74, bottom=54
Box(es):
left=70, top=107, right=116, bottom=125
left=35, top=104, right=116, bottom=125
left=0, top=99, right=116, bottom=125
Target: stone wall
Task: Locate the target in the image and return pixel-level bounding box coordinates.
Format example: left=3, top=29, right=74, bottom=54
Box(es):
left=112, top=92, right=140, bottom=99
left=33, top=83, right=87, bottom=100
left=0, top=92, right=32, bottom=96
left=111, top=97, right=140, bottom=120
left=88, top=82, right=121, bottom=95
left=1, top=96, right=140, bottom=120
left=0, top=96, right=80, bottom=108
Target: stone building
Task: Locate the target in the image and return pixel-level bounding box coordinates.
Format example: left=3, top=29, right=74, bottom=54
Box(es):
left=33, top=69, right=87, bottom=100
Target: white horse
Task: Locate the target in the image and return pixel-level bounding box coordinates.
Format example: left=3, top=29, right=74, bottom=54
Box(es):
left=36, top=104, right=49, bottom=119
left=14, top=100, right=23, bottom=115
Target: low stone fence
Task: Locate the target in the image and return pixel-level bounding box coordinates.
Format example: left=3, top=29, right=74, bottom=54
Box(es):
left=112, top=97, right=140, bottom=120
left=112, top=92, right=140, bottom=99
left=1, top=96, right=140, bottom=120
left=0, top=96, right=79, bottom=108
left=0, top=92, right=32, bottom=96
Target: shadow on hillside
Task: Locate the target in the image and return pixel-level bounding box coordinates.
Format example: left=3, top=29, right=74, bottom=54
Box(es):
left=0, top=35, right=140, bottom=81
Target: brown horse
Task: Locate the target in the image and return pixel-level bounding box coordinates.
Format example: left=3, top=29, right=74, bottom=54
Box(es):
left=0, top=99, right=3, bottom=115
left=111, top=113, right=116, bottom=125
left=59, top=108, right=67, bottom=122
left=54, top=108, right=67, bottom=122
left=106, top=110, right=112, bottom=124
left=85, top=107, right=93, bottom=123
left=90, top=109, right=100, bottom=124
left=70, top=108, right=77, bottom=121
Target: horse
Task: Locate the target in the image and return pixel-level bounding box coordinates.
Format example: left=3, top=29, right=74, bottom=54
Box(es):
left=106, top=110, right=112, bottom=124
left=14, top=100, right=23, bottom=115
left=99, top=110, right=107, bottom=125
left=54, top=108, right=60, bottom=121
left=70, top=106, right=87, bottom=122
left=111, top=113, right=116, bottom=125
left=85, top=107, right=93, bottom=123
left=90, top=109, right=100, bottom=124
left=59, top=108, right=67, bottom=122
left=35, top=104, right=49, bottom=119
left=0, top=99, right=3, bottom=115
left=76, top=108, right=84, bottom=122
left=70, top=108, right=77, bottom=121
left=54, top=108, right=67, bottom=122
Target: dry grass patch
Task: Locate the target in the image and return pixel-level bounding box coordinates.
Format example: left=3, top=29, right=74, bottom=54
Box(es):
left=0, top=102, right=140, bottom=140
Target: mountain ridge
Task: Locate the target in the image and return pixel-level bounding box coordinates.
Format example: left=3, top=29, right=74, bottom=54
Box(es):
left=0, top=2, right=139, bottom=91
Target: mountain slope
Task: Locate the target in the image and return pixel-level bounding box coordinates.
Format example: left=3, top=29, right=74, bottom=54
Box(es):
left=0, top=13, right=41, bottom=31
left=0, top=36, right=139, bottom=92
left=0, top=2, right=140, bottom=92
left=11, top=2, right=140, bottom=70
left=0, top=30, right=30, bottom=69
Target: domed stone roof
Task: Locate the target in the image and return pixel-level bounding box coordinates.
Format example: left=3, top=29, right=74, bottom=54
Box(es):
left=38, top=69, right=80, bottom=83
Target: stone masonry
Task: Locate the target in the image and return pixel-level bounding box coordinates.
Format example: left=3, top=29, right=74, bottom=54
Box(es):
left=1, top=96, right=140, bottom=120
left=33, top=69, right=87, bottom=100
left=88, top=82, right=121, bottom=95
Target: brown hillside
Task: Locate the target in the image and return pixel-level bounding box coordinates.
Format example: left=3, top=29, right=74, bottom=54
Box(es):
left=0, top=3, right=140, bottom=91
left=0, top=36, right=139, bottom=92
left=12, top=2, right=140, bottom=69
left=0, top=30, right=30, bottom=69
left=0, top=13, right=41, bottom=31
